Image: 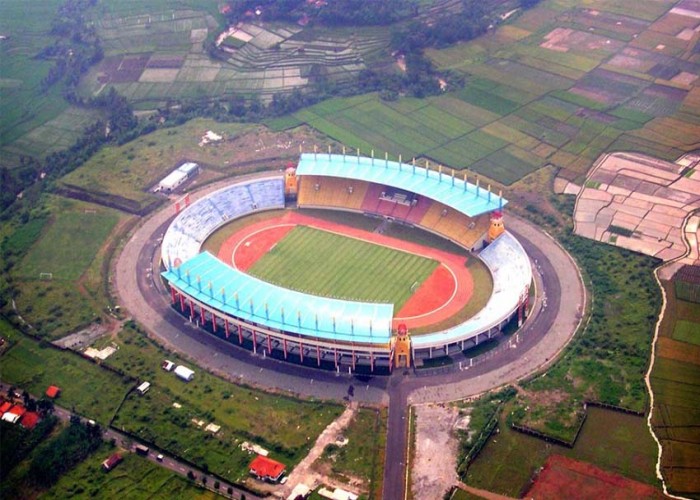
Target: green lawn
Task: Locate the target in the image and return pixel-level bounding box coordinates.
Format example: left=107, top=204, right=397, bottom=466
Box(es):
left=248, top=225, right=438, bottom=308
left=0, top=320, right=132, bottom=424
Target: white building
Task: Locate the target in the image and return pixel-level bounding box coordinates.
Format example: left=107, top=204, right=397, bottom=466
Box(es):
left=155, top=162, right=200, bottom=193
left=174, top=365, right=195, bottom=381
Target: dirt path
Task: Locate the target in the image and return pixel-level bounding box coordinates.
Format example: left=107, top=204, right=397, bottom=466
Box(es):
left=277, top=403, right=359, bottom=498
left=457, top=482, right=518, bottom=500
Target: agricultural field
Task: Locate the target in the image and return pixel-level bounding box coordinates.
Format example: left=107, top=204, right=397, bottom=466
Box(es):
left=650, top=280, right=700, bottom=497
left=0, top=0, right=98, bottom=167
left=8, top=196, right=124, bottom=339
left=44, top=443, right=216, bottom=499
left=280, top=0, right=700, bottom=187
left=0, top=320, right=132, bottom=424
left=104, top=325, right=344, bottom=483
left=78, top=1, right=390, bottom=108
left=248, top=225, right=439, bottom=308
left=464, top=405, right=660, bottom=497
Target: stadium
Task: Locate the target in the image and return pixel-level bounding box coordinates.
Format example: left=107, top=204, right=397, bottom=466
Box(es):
left=160, top=152, right=532, bottom=374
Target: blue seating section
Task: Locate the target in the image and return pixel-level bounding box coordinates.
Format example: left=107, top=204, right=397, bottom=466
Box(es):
left=162, top=177, right=284, bottom=268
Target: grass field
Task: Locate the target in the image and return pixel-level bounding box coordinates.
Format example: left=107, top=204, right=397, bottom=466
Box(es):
left=248, top=225, right=438, bottom=308
left=10, top=196, right=124, bottom=339
left=105, top=325, right=343, bottom=483
left=44, top=443, right=216, bottom=499
left=0, top=321, right=132, bottom=424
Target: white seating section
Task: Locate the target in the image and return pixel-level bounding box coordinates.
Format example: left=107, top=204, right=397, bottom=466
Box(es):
left=162, top=177, right=284, bottom=268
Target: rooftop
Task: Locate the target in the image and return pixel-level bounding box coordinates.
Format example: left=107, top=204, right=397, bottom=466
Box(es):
left=249, top=455, right=286, bottom=479
left=162, top=251, right=394, bottom=344
left=296, top=153, right=507, bottom=217
left=45, top=385, right=61, bottom=398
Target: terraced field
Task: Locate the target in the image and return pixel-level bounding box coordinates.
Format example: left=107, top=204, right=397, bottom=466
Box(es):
left=248, top=225, right=438, bottom=308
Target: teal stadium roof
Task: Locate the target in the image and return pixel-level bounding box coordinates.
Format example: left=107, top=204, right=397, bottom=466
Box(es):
left=162, top=252, right=394, bottom=344
left=296, top=153, right=507, bottom=216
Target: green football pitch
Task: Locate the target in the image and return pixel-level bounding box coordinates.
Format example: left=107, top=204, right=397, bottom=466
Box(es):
left=247, top=225, right=438, bottom=308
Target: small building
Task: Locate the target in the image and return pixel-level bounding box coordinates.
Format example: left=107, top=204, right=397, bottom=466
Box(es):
left=102, top=453, right=123, bottom=471
left=2, top=405, right=26, bottom=424
left=249, top=455, right=286, bottom=483
left=19, top=411, right=40, bottom=430
left=136, top=381, right=151, bottom=395
left=174, top=365, right=195, bottom=382
left=45, top=385, right=61, bottom=399
left=155, top=162, right=200, bottom=193
left=161, top=360, right=175, bottom=371
left=0, top=401, right=12, bottom=414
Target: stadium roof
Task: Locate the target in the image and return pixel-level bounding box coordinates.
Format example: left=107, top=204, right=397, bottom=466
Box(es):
left=162, top=252, right=394, bottom=344
left=296, top=153, right=507, bottom=217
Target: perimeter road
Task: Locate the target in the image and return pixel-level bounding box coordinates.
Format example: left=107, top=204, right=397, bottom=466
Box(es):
left=114, top=179, right=585, bottom=500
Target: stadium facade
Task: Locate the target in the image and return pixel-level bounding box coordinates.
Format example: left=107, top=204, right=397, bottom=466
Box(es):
left=160, top=153, right=532, bottom=374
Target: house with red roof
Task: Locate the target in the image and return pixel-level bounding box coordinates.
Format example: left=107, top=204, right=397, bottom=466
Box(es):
left=102, top=453, right=123, bottom=471
left=249, top=455, right=286, bottom=483
left=19, top=411, right=40, bottom=430
left=45, top=385, right=61, bottom=398
left=2, top=404, right=27, bottom=424
left=0, top=401, right=12, bottom=414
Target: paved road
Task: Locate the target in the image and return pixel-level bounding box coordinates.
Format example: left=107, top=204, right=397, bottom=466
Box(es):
left=113, top=178, right=585, bottom=500
left=0, top=382, right=258, bottom=499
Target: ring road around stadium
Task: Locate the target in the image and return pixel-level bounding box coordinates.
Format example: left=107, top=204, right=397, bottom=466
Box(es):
left=160, top=153, right=532, bottom=374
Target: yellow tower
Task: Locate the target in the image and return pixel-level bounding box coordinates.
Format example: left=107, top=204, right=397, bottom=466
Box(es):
left=284, top=164, right=298, bottom=198
left=393, top=323, right=411, bottom=368
left=488, top=210, right=505, bottom=242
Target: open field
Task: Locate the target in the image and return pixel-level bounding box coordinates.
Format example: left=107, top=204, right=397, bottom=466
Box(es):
left=315, top=407, right=387, bottom=497
left=10, top=196, right=124, bottom=339
left=105, top=325, right=343, bottom=483
left=44, top=443, right=216, bottom=499
left=650, top=281, right=700, bottom=496
left=248, top=226, right=438, bottom=308
left=0, top=320, right=132, bottom=424
left=60, top=120, right=326, bottom=212
left=465, top=405, right=660, bottom=497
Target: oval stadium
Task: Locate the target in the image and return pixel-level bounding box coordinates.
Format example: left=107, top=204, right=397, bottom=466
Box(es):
left=160, top=152, right=532, bottom=374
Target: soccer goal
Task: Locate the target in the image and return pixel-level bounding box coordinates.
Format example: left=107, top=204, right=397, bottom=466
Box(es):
left=39, top=272, right=53, bottom=280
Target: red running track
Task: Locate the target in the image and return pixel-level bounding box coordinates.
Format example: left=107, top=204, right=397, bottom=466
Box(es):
left=216, top=211, right=474, bottom=330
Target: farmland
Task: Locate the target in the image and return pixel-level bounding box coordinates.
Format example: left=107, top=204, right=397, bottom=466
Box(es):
left=248, top=225, right=439, bottom=308
left=464, top=405, right=660, bottom=497
left=278, top=0, right=700, bottom=187
left=0, top=0, right=102, bottom=167
left=650, top=281, right=700, bottom=497
left=78, top=1, right=391, bottom=109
